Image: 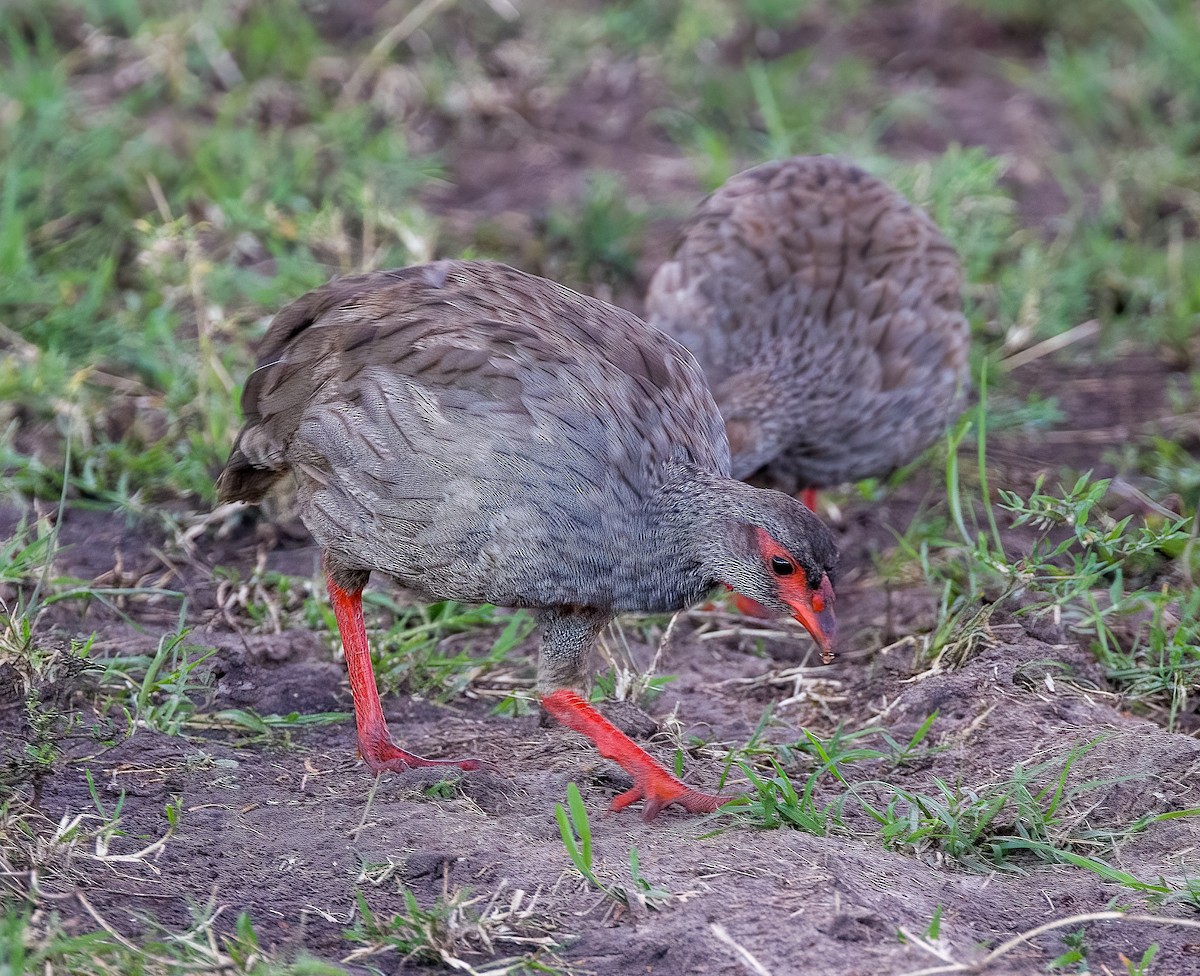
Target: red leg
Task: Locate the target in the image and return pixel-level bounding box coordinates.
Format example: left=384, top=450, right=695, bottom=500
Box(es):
left=800, top=487, right=818, bottom=512
left=541, top=689, right=731, bottom=820
left=704, top=584, right=774, bottom=619
left=327, top=577, right=483, bottom=773
left=731, top=592, right=774, bottom=619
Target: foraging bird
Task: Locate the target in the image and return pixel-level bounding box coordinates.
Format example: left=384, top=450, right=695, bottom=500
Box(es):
left=646, top=155, right=969, bottom=503
left=218, top=261, right=838, bottom=819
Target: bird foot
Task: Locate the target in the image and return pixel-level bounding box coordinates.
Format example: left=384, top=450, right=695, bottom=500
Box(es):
left=730, top=592, right=774, bottom=619
left=542, top=689, right=732, bottom=821
left=701, top=585, right=773, bottom=618
left=359, top=736, right=486, bottom=773
left=329, top=580, right=487, bottom=776
left=611, top=778, right=725, bottom=820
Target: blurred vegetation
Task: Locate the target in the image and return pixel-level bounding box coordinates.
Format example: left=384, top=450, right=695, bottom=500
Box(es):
left=1, top=0, right=1195, bottom=508
left=2, top=0, right=1199, bottom=966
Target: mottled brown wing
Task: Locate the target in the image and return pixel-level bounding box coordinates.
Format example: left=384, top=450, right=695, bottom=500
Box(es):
left=219, top=261, right=728, bottom=607
left=646, top=155, right=969, bottom=487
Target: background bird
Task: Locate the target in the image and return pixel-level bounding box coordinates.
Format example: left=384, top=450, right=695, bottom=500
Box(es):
left=218, top=260, right=838, bottom=819
left=646, top=155, right=970, bottom=507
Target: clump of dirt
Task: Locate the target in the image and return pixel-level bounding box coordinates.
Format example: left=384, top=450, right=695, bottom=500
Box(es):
left=5, top=1, right=1200, bottom=973
left=4, top=464, right=1199, bottom=975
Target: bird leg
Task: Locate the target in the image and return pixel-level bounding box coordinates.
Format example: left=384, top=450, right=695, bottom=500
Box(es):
left=729, top=588, right=774, bottom=619
left=800, top=487, right=818, bottom=512
left=326, top=571, right=483, bottom=773
left=538, top=610, right=727, bottom=820
left=541, top=690, right=726, bottom=820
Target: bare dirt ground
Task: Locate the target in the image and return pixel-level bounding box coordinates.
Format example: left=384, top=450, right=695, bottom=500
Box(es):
left=4, top=2, right=1200, bottom=974
left=5, top=351, right=1199, bottom=974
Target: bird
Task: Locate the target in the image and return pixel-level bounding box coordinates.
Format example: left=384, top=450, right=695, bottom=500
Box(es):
left=645, top=155, right=970, bottom=507
left=217, top=260, right=839, bottom=819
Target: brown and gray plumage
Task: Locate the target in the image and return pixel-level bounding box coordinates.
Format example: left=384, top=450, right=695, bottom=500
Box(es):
left=218, top=260, right=837, bottom=818
left=646, top=155, right=969, bottom=493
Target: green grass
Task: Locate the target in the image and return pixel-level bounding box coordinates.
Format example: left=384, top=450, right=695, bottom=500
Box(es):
left=542, top=170, right=646, bottom=292
left=1, top=0, right=439, bottom=506
left=345, top=884, right=564, bottom=973
left=726, top=728, right=1200, bottom=908
left=357, top=598, right=536, bottom=704
left=1, top=902, right=350, bottom=976
left=4, top=0, right=1200, bottom=971
left=994, top=0, right=1200, bottom=358
left=555, top=782, right=675, bottom=911
left=882, top=400, right=1199, bottom=724
left=0, top=517, right=345, bottom=780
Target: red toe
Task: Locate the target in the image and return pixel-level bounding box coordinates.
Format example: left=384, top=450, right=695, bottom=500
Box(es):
left=360, top=737, right=484, bottom=773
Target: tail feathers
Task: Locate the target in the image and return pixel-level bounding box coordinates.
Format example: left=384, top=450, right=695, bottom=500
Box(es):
left=216, top=448, right=284, bottom=503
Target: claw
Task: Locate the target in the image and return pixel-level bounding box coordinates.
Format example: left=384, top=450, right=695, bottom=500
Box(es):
left=359, top=738, right=486, bottom=773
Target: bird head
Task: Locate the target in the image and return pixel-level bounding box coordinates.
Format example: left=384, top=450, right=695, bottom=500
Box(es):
left=708, top=486, right=839, bottom=661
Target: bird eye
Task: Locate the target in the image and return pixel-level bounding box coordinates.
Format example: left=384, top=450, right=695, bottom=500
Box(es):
left=770, top=556, right=794, bottom=576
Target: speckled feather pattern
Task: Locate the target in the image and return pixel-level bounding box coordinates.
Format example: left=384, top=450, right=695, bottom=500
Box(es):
left=219, top=260, right=839, bottom=690
left=219, top=261, right=739, bottom=614
left=646, top=155, right=969, bottom=489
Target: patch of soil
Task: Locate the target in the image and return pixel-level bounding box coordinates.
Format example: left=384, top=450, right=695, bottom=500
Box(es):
left=6, top=2, right=1200, bottom=974
left=994, top=346, right=1197, bottom=479
left=5, top=457, right=1199, bottom=976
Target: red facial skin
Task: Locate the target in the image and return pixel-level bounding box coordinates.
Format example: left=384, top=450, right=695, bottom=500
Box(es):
left=750, top=527, right=837, bottom=663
